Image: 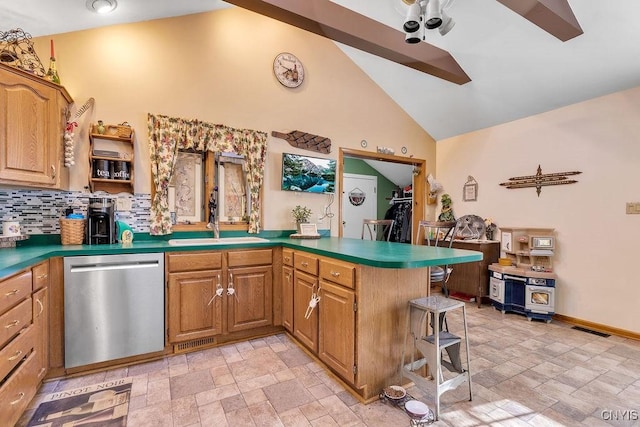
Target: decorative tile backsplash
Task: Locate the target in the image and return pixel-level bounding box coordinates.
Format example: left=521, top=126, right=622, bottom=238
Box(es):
left=0, top=190, right=151, bottom=234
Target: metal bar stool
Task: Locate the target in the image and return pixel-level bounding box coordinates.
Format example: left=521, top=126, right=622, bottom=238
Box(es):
left=415, top=220, right=459, bottom=297
left=361, top=219, right=394, bottom=241
left=400, top=295, right=472, bottom=420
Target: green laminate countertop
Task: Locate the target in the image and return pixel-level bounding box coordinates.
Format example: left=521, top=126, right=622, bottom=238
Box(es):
left=0, top=236, right=482, bottom=279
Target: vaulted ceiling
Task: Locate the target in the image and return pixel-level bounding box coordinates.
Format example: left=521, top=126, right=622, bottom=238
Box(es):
left=2, top=0, right=640, bottom=140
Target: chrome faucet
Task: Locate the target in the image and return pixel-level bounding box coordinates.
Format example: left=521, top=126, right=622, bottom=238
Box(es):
left=207, top=186, right=220, bottom=239
left=212, top=221, right=220, bottom=239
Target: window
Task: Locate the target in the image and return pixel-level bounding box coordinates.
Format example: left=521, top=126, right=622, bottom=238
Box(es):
left=169, top=151, right=205, bottom=224
left=165, top=150, right=253, bottom=231
left=216, top=152, right=250, bottom=223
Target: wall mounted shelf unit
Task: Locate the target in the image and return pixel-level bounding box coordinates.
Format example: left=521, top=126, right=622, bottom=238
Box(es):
left=88, top=124, right=135, bottom=194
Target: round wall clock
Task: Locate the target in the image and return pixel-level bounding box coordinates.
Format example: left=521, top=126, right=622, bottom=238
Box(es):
left=273, top=52, right=304, bottom=88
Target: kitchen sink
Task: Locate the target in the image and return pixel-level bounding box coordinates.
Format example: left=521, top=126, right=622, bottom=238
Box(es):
left=167, top=236, right=270, bottom=246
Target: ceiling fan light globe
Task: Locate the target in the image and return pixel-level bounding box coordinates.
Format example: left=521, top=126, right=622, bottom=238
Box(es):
left=403, top=2, right=423, bottom=33
left=425, top=0, right=442, bottom=29
left=426, top=17, right=442, bottom=29
left=438, top=12, right=455, bottom=35
left=404, top=20, right=421, bottom=33
left=405, top=32, right=422, bottom=43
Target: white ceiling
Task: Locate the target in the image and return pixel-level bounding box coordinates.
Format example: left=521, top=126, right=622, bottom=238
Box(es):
left=363, top=159, right=414, bottom=188
left=2, top=0, right=640, bottom=142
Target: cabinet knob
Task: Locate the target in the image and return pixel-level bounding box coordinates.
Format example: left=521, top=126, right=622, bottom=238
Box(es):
left=4, top=289, right=19, bottom=296
left=301, top=262, right=308, bottom=267
left=51, top=165, right=56, bottom=179
left=37, top=273, right=48, bottom=280
left=331, top=271, right=340, bottom=277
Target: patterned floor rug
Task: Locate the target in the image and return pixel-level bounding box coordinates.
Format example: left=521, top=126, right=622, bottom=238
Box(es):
left=26, top=377, right=132, bottom=427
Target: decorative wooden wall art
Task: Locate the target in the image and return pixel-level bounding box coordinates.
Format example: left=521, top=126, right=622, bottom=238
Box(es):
left=271, top=130, right=331, bottom=154
left=500, top=165, right=581, bottom=196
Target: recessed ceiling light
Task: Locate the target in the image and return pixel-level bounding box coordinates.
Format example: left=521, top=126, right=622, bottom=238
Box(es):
left=86, top=0, right=118, bottom=14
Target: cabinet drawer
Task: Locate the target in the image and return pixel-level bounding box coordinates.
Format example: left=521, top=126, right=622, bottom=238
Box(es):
left=294, top=253, right=319, bottom=276
left=283, top=249, right=294, bottom=267
left=167, top=251, right=223, bottom=272
left=228, top=249, right=273, bottom=267
left=0, top=271, right=31, bottom=314
left=32, top=261, right=49, bottom=292
left=320, top=259, right=356, bottom=289
left=0, top=298, right=32, bottom=349
left=0, top=325, right=35, bottom=383
left=0, top=351, right=39, bottom=427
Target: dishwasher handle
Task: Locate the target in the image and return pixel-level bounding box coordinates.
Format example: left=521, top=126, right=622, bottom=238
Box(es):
left=68, top=260, right=160, bottom=273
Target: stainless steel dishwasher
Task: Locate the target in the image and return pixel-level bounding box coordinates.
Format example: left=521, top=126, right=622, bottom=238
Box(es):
left=64, top=253, right=165, bottom=369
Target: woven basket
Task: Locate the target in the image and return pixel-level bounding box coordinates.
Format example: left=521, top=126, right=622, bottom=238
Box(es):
left=103, top=125, right=131, bottom=138
left=95, top=122, right=132, bottom=138
left=115, top=124, right=132, bottom=138
left=60, top=218, right=86, bottom=245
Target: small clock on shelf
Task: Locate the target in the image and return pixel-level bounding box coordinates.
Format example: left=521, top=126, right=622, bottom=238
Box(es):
left=273, top=52, right=305, bottom=88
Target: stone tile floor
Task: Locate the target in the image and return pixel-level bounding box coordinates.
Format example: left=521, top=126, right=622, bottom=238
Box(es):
left=18, top=301, right=640, bottom=426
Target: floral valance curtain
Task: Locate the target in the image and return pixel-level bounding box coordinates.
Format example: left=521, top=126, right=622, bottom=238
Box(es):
left=147, top=113, right=267, bottom=235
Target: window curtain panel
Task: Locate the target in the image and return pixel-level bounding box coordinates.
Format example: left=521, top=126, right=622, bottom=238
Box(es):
left=147, top=113, right=268, bottom=234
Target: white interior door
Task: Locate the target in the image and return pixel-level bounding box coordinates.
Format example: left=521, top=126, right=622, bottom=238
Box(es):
left=342, top=173, right=377, bottom=239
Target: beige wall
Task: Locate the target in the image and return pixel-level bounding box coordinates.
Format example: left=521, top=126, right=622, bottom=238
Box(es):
left=34, top=8, right=434, bottom=233
left=436, top=86, right=640, bottom=333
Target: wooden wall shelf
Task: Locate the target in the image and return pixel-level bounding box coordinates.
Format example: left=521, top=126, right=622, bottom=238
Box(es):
left=88, top=124, right=135, bottom=194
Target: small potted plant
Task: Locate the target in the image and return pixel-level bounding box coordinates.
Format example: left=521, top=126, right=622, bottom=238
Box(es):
left=292, top=205, right=312, bottom=232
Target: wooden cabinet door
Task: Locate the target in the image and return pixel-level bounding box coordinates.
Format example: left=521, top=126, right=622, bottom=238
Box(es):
left=0, top=66, right=67, bottom=187
left=318, top=280, right=355, bottom=384
left=282, top=265, right=294, bottom=333
left=227, top=265, right=273, bottom=333
left=168, top=270, right=223, bottom=343
left=32, top=287, right=48, bottom=381
left=293, top=270, right=318, bottom=353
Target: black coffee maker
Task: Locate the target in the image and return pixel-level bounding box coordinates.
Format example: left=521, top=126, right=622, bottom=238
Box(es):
left=87, top=197, right=116, bottom=245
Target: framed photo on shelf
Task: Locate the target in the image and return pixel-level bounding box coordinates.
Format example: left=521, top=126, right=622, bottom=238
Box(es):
left=299, top=223, right=318, bottom=236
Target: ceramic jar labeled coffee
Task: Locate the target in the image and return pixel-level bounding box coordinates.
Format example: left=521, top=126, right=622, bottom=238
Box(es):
left=112, top=161, right=130, bottom=180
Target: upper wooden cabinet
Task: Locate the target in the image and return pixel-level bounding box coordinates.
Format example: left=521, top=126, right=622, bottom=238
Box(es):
left=0, top=63, right=72, bottom=189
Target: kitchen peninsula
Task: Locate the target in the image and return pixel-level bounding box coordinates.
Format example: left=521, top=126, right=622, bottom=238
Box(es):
left=0, top=235, right=481, bottom=419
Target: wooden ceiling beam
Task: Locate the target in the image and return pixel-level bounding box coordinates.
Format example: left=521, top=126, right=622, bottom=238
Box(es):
left=496, top=0, right=583, bottom=41
left=224, top=0, right=471, bottom=85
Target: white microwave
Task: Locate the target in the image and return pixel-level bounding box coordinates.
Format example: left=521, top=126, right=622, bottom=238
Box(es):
left=530, top=236, right=554, bottom=250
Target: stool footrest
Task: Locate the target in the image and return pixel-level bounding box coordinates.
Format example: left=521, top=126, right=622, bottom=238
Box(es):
left=440, top=371, right=469, bottom=394
left=423, top=331, right=461, bottom=349
left=403, top=358, right=428, bottom=372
